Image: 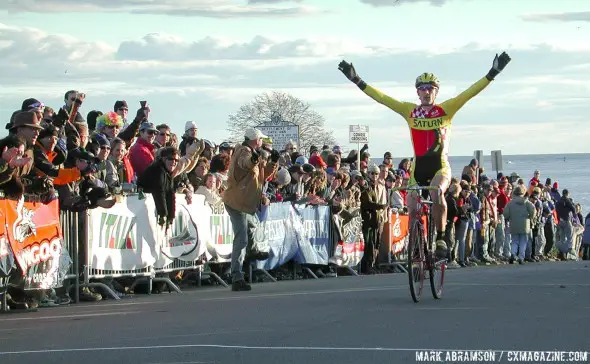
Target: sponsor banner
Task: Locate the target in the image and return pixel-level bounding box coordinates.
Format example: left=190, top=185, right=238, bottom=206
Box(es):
left=206, top=203, right=233, bottom=263
left=254, top=203, right=298, bottom=271
left=293, top=204, right=331, bottom=265
left=5, top=198, right=70, bottom=289
left=0, top=209, right=15, bottom=276
left=390, top=213, right=410, bottom=255
left=154, top=194, right=209, bottom=269
left=88, top=194, right=158, bottom=270
left=330, top=214, right=364, bottom=267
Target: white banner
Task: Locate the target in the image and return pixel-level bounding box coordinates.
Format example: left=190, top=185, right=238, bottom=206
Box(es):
left=153, top=194, right=210, bottom=269
left=88, top=194, right=158, bottom=270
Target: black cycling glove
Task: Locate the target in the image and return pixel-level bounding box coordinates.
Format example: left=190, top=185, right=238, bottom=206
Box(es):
left=486, top=52, right=511, bottom=81
left=338, top=60, right=367, bottom=90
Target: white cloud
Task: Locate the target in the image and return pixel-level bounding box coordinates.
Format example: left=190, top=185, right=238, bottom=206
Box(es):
left=521, top=11, right=590, bottom=22
left=0, top=22, right=589, bottom=156
left=116, top=33, right=378, bottom=61
left=0, top=0, right=324, bottom=18
left=359, top=0, right=453, bottom=7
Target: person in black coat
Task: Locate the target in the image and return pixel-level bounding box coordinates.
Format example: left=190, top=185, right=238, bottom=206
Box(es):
left=137, top=146, right=179, bottom=229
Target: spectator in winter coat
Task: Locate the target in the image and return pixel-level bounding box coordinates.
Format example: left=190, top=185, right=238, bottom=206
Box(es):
left=129, top=122, right=158, bottom=178
left=503, top=185, right=535, bottom=264
left=222, top=128, right=278, bottom=292
left=137, top=147, right=180, bottom=229
left=555, top=189, right=577, bottom=260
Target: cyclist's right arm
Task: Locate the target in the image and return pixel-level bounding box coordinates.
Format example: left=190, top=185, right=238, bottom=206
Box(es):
left=362, top=84, right=415, bottom=117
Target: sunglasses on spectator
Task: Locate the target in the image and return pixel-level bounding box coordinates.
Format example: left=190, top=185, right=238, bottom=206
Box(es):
left=100, top=146, right=111, bottom=150
left=370, top=172, right=379, bottom=175
left=147, top=130, right=157, bottom=135
left=159, top=132, right=170, bottom=137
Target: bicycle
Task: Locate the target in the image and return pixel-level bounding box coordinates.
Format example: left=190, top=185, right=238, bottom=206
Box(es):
left=393, top=186, right=446, bottom=303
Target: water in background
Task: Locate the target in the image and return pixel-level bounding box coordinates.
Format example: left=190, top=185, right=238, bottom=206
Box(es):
left=370, top=153, right=590, bottom=213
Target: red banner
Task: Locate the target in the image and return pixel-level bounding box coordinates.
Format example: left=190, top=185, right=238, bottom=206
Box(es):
left=4, top=198, right=67, bottom=289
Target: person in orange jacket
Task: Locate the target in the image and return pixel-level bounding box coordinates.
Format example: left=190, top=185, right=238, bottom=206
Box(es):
left=32, top=124, right=89, bottom=185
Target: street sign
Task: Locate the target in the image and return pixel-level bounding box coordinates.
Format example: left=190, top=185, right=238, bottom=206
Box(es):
left=257, top=113, right=300, bottom=150
left=491, top=150, right=503, bottom=173
left=349, top=125, right=369, bottom=143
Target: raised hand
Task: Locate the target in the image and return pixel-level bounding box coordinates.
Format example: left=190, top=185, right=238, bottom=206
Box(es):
left=487, top=51, right=511, bottom=80
left=492, top=52, right=511, bottom=72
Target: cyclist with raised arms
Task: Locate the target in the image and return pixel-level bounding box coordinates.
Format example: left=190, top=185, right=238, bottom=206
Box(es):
left=338, top=52, right=511, bottom=258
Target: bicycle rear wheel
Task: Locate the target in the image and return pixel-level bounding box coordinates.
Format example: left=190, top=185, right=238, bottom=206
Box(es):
left=407, top=219, right=425, bottom=303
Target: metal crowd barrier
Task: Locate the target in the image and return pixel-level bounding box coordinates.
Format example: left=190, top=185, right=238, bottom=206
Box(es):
left=55, top=205, right=412, bottom=301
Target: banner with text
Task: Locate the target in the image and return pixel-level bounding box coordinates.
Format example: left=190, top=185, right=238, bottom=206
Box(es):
left=5, top=198, right=70, bottom=289
left=0, top=208, right=14, bottom=277
left=330, top=213, right=364, bottom=267
left=254, top=203, right=298, bottom=270
left=88, top=195, right=158, bottom=271
left=293, top=204, right=331, bottom=265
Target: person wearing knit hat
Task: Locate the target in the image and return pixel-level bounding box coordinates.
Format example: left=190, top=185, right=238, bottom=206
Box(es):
left=114, top=100, right=128, bottom=126
left=309, top=145, right=319, bottom=157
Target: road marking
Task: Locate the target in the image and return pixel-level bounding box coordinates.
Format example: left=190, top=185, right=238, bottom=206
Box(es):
left=0, top=344, right=510, bottom=355
left=0, top=311, right=141, bottom=322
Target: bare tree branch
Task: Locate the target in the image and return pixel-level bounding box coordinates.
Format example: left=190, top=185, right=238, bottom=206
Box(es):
left=226, top=91, right=336, bottom=155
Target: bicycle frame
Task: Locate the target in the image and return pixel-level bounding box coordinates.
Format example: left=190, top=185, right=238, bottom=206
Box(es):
left=392, top=186, right=445, bottom=302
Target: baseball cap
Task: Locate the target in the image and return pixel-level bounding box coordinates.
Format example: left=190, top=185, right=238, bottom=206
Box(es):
left=384, top=151, right=392, bottom=159
left=332, top=145, right=342, bottom=154
left=295, top=156, right=308, bottom=165
left=139, top=122, right=157, bottom=132
left=244, top=128, right=267, bottom=140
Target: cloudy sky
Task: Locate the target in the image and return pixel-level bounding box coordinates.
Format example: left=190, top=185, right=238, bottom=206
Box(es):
left=0, top=0, right=588, bottom=157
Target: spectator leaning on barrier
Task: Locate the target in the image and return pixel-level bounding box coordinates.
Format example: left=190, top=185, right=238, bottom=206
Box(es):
left=137, top=146, right=181, bottom=230
left=222, top=127, right=278, bottom=292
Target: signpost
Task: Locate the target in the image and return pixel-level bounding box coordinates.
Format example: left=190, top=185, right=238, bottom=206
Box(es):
left=257, top=112, right=300, bottom=151
left=491, top=150, right=503, bottom=177
left=349, top=125, right=369, bottom=170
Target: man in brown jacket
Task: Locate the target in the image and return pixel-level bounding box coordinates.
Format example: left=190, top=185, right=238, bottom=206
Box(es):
left=223, top=128, right=279, bottom=291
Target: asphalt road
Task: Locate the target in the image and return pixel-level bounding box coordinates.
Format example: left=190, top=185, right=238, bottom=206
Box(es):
left=0, top=261, right=589, bottom=364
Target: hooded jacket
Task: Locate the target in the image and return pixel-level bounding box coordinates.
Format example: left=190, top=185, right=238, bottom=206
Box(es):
left=503, top=196, right=535, bottom=235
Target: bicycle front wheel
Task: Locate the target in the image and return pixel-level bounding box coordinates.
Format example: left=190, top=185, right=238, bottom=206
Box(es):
left=407, top=219, right=425, bottom=303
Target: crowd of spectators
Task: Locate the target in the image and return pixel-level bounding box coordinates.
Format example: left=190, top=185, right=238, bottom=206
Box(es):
left=1, top=92, right=587, bottom=304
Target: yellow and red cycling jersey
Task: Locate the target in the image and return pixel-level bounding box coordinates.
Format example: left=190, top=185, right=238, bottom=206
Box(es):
left=362, top=76, right=491, bottom=186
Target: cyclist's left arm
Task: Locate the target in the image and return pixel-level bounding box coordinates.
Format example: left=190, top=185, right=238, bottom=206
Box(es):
left=440, top=76, right=491, bottom=116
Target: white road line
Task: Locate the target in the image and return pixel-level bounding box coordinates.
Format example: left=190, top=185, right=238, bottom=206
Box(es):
left=0, top=344, right=508, bottom=355
left=0, top=310, right=141, bottom=322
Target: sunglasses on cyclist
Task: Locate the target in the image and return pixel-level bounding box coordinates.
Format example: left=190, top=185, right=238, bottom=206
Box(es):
left=417, top=84, right=437, bottom=91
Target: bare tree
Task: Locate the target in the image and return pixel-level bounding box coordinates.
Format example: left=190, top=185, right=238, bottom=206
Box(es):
left=226, top=91, right=336, bottom=155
